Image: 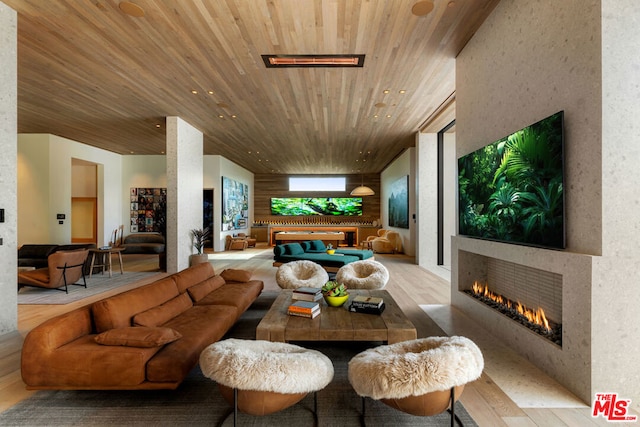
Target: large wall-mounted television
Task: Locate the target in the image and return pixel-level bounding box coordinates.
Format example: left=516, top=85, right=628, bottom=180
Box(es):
left=271, top=197, right=363, bottom=216
left=458, top=111, right=565, bottom=249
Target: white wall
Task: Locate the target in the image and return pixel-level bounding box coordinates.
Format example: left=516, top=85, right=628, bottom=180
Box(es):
left=204, top=155, right=253, bottom=252
left=380, top=148, right=414, bottom=255
left=121, top=155, right=167, bottom=237
left=17, top=135, right=50, bottom=244
left=0, top=2, right=17, bottom=334
left=18, top=134, right=122, bottom=247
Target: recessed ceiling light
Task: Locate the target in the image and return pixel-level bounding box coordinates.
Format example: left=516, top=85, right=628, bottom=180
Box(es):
left=155, top=124, right=161, bottom=128
left=411, top=1, right=434, bottom=16
left=231, top=115, right=237, bottom=118
left=383, top=90, right=390, bottom=94
left=207, top=90, right=214, bottom=95
left=373, top=115, right=379, bottom=118
left=191, top=90, right=198, bottom=94
left=386, top=115, right=392, bottom=118
left=399, top=90, right=406, bottom=94
left=217, top=102, right=230, bottom=108
left=218, top=115, right=224, bottom=118
left=119, top=1, right=145, bottom=17
left=374, top=102, right=386, bottom=108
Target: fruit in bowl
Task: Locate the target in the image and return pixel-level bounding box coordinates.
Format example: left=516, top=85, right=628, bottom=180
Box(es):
left=322, top=281, right=349, bottom=307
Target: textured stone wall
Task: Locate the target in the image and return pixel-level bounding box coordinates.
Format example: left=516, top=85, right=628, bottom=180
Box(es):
left=0, top=2, right=17, bottom=334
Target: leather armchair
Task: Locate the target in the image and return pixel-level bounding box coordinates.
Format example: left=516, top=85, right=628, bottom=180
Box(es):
left=237, top=232, right=257, bottom=247
left=18, top=249, right=89, bottom=293
left=226, top=235, right=248, bottom=251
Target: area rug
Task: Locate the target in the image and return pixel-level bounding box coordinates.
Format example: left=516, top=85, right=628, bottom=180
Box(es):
left=17, top=271, right=160, bottom=305
left=1, top=292, right=478, bottom=426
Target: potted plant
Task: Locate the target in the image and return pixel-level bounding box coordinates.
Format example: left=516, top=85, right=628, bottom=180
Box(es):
left=189, top=227, right=210, bottom=266
left=321, top=281, right=349, bottom=307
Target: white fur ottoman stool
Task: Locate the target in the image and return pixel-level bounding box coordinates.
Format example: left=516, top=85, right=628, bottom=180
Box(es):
left=200, top=338, right=334, bottom=425
left=336, top=259, right=389, bottom=289
left=276, top=260, right=329, bottom=289
left=348, top=336, right=484, bottom=425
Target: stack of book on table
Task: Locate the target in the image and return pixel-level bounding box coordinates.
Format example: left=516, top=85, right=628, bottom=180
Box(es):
left=292, top=286, right=323, bottom=302
left=349, top=295, right=385, bottom=315
left=288, top=300, right=320, bottom=318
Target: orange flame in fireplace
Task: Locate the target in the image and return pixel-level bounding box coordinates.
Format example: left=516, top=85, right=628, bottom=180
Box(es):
left=471, top=281, right=551, bottom=332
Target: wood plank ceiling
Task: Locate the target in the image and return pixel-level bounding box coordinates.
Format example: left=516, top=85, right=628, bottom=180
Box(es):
left=3, top=0, right=499, bottom=174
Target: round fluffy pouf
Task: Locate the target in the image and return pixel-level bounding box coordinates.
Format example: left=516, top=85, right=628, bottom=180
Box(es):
left=276, top=260, right=329, bottom=289
left=335, top=259, right=390, bottom=289
left=200, top=338, right=334, bottom=416
left=348, top=336, right=484, bottom=416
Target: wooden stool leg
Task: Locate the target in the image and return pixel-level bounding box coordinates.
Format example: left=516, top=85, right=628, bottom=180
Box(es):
left=89, top=253, right=97, bottom=278
left=117, top=251, right=124, bottom=274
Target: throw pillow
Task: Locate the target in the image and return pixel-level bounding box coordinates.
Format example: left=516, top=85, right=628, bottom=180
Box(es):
left=220, top=268, right=252, bottom=283
left=310, top=240, right=326, bottom=251
left=187, top=276, right=226, bottom=302
left=288, top=243, right=305, bottom=255
left=94, top=326, right=182, bottom=347
left=300, top=241, right=311, bottom=252
left=273, top=245, right=284, bottom=257
left=133, top=293, right=193, bottom=327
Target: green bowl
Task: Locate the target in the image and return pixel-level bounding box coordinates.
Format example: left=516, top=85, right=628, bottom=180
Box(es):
left=324, top=293, right=349, bottom=307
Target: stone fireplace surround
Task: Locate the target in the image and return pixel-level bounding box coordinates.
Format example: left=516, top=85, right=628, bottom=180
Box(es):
left=452, top=236, right=593, bottom=403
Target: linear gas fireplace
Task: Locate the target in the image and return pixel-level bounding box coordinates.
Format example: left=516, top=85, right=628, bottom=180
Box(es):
left=452, top=236, right=593, bottom=403
left=464, top=281, right=562, bottom=346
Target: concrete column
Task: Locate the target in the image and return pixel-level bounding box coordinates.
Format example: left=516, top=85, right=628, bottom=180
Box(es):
left=166, top=117, right=203, bottom=273
left=0, top=2, right=17, bottom=334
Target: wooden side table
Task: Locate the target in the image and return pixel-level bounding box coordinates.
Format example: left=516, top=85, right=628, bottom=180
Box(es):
left=88, top=247, right=125, bottom=278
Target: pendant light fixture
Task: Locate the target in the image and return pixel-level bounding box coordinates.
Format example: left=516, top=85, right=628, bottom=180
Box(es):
left=350, top=175, right=375, bottom=196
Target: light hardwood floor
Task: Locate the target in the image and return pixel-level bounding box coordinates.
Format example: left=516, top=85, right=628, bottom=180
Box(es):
left=1, top=246, right=634, bottom=426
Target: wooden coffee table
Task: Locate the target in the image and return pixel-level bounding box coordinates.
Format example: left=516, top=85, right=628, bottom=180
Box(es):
left=256, top=290, right=417, bottom=344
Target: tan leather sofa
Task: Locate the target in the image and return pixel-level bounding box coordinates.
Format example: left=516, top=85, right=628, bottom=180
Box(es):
left=21, top=262, right=263, bottom=390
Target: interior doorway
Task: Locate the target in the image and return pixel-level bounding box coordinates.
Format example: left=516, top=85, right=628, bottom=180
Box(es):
left=71, top=198, right=97, bottom=243
left=71, top=159, right=98, bottom=244
left=437, top=120, right=456, bottom=269
left=203, top=189, right=214, bottom=248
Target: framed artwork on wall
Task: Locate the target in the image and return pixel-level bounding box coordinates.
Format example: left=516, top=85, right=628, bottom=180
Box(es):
left=388, top=175, right=409, bottom=229
left=129, top=188, right=167, bottom=234
left=222, top=176, right=249, bottom=231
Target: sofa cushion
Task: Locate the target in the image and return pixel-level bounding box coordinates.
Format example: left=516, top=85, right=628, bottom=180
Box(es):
left=187, top=276, right=226, bottom=302
left=18, top=244, right=60, bottom=259
left=94, top=326, right=182, bottom=347
left=92, top=277, right=180, bottom=333
left=145, top=304, right=238, bottom=383
left=309, top=240, right=326, bottom=251
left=300, top=241, right=311, bottom=252
left=133, top=293, right=193, bottom=327
left=220, top=268, right=252, bottom=283
left=123, top=233, right=165, bottom=244
left=273, top=245, right=284, bottom=257
left=287, top=243, right=304, bottom=255
left=194, top=281, right=264, bottom=315
left=172, top=262, right=215, bottom=294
